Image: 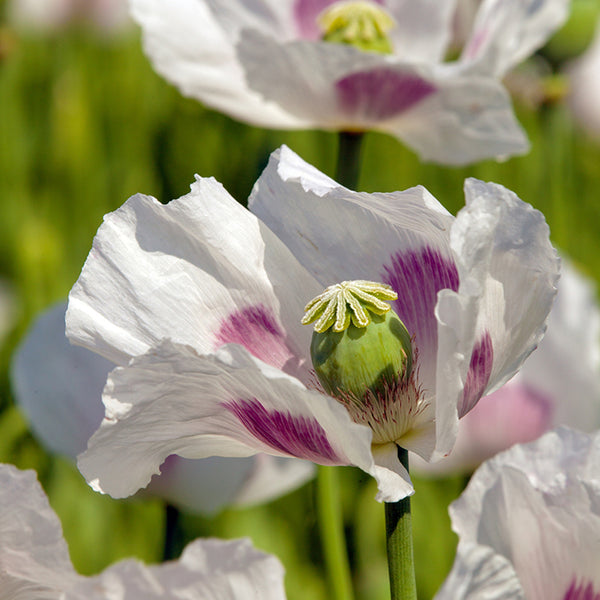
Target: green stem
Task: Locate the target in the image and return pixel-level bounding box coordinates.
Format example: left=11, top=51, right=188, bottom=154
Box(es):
left=317, top=465, right=355, bottom=600
left=162, top=503, right=183, bottom=561
left=336, top=132, right=364, bottom=189
left=385, top=447, right=417, bottom=600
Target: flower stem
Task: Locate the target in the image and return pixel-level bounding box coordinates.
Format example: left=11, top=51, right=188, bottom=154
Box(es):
left=336, top=132, right=364, bottom=190
left=162, top=503, right=183, bottom=561
left=317, top=465, right=355, bottom=600
left=385, top=447, right=417, bottom=600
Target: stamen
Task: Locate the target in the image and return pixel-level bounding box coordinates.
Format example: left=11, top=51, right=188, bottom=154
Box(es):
left=318, top=1, right=396, bottom=54
left=302, top=280, right=397, bottom=332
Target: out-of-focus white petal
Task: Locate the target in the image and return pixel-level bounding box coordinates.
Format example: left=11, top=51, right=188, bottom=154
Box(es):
left=0, top=464, right=78, bottom=597
left=435, top=542, right=525, bottom=600
left=389, top=73, right=529, bottom=165
left=434, top=178, right=559, bottom=460
left=12, top=303, right=109, bottom=458
left=0, top=464, right=287, bottom=599
left=460, top=0, right=570, bottom=77
left=67, top=538, right=287, bottom=600
left=446, top=428, right=600, bottom=599
left=129, top=0, right=304, bottom=128
left=77, top=341, right=381, bottom=499
left=66, top=175, right=321, bottom=379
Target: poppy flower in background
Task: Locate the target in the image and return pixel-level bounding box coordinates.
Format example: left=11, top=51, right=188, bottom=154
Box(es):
left=435, top=427, right=600, bottom=600
left=129, top=0, right=569, bottom=164
left=66, top=145, right=558, bottom=503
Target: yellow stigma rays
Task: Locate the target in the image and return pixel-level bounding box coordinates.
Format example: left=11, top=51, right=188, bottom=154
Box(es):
left=318, top=1, right=396, bottom=54
left=302, top=280, right=398, bottom=333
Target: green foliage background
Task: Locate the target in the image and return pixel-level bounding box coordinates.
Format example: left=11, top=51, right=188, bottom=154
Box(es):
left=0, top=1, right=599, bottom=599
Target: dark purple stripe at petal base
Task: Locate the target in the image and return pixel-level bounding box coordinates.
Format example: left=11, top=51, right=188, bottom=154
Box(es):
left=382, top=246, right=459, bottom=362
left=215, top=305, right=294, bottom=369
left=563, top=579, right=600, bottom=600
left=459, top=332, right=494, bottom=418
left=225, top=398, right=341, bottom=464
left=336, top=68, right=436, bottom=121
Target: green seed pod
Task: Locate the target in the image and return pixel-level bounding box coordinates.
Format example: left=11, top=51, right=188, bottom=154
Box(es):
left=302, top=280, right=412, bottom=400
left=310, top=310, right=412, bottom=399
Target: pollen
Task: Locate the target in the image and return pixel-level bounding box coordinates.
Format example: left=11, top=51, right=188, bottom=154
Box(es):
left=302, top=280, right=398, bottom=332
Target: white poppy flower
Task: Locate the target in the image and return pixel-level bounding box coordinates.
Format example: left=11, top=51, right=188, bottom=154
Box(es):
left=435, top=427, right=600, bottom=600
left=412, top=259, right=600, bottom=475
left=67, top=145, right=558, bottom=503
left=10, top=302, right=315, bottom=514
left=7, top=0, right=131, bottom=32
left=129, top=0, right=568, bottom=165
left=0, top=462, right=287, bottom=600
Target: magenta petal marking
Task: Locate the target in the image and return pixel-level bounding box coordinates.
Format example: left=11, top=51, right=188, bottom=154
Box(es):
left=293, top=0, right=384, bottom=39
left=336, top=69, right=436, bottom=121
left=382, top=247, right=459, bottom=360
left=215, top=305, right=294, bottom=369
left=563, top=579, right=600, bottom=600
left=225, top=398, right=341, bottom=464
left=459, top=332, right=494, bottom=418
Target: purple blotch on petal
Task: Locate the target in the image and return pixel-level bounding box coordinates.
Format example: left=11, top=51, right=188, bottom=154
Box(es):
left=336, top=69, right=436, bottom=121
left=563, top=579, right=600, bottom=600
left=215, top=305, right=294, bottom=369
left=382, top=246, right=459, bottom=362
left=459, top=332, right=494, bottom=418
left=225, top=398, right=341, bottom=464
left=293, top=0, right=384, bottom=39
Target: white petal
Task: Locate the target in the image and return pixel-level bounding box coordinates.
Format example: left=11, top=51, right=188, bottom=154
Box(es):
left=388, top=73, right=529, bottom=165
left=0, top=464, right=78, bottom=597
left=13, top=304, right=314, bottom=514
left=520, top=258, right=600, bottom=432
left=67, top=538, right=286, bottom=600
left=11, top=303, right=110, bottom=458
left=231, top=454, right=315, bottom=507
left=129, top=0, right=303, bottom=128
left=384, top=0, right=458, bottom=63
left=434, top=178, right=559, bottom=457
left=460, top=0, right=570, bottom=77
left=77, top=341, right=377, bottom=499
left=66, top=175, right=321, bottom=379
left=434, top=542, right=525, bottom=600
left=449, top=428, right=600, bottom=598
left=250, top=145, right=456, bottom=392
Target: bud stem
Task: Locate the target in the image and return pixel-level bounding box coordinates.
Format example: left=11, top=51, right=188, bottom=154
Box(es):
left=385, top=447, right=417, bottom=600
left=336, top=131, right=364, bottom=190
left=317, top=466, right=355, bottom=600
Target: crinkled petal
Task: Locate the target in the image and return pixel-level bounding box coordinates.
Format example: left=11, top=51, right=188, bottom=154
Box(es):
left=13, top=304, right=314, bottom=515
left=129, top=0, right=304, bottom=128
left=434, top=542, right=525, bottom=600
left=387, top=72, right=529, bottom=165
left=250, top=145, right=456, bottom=392
left=0, top=464, right=78, bottom=598
left=460, top=0, right=570, bottom=77
left=66, top=175, right=321, bottom=380
left=434, top=178, right=559, bottom=458
left=67, top=538, right=287, bottom=600
left=77, top=341, right=386, bottom=499
left=449, top=428, right=600, bottom=598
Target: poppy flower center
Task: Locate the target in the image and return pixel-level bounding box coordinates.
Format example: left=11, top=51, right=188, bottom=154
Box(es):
left=318, top=1, right=395, bottom=54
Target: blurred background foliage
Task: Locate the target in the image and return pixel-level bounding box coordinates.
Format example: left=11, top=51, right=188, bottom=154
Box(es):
left=0, top=0, right=599, bottom=599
